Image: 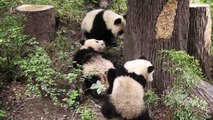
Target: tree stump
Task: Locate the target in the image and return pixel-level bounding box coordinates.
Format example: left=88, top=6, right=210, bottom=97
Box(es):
left=15, top=4, right=55, bottom=42
left=188, top=4, right=212, bottom=79
left=194, top=80, right=213, bottom=114
left=123, top=0, right=189, bottom=94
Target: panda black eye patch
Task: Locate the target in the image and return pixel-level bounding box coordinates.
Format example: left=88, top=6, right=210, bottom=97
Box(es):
left=148, top=66, right=154, bottom=73
left=118, top=30, right=123, bottom=35
left=114, top=18, right=122, bottom=25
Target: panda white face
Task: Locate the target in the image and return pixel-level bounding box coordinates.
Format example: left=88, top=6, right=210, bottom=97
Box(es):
left=124, top=59, right=154, bottom=82
left=80, top=39, right=106, bottom=52
left=103, top=10, right=126, bottom=37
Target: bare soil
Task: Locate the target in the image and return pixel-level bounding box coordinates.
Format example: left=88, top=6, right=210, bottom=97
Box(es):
left=0, top=81, right=127, bottom=120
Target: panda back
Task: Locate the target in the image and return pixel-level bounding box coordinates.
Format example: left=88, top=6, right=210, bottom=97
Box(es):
left=81, top=9, right=104, bottom=33
left=110, top=76, right=145, bottom=119
left=83, top=55, right=114, bottom=75
left=88, top=10, right=111, bottom=40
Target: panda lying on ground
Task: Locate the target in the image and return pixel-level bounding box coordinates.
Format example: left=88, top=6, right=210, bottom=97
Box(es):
left=81, top=9, right=126, bottom=47
left=72, top=39, right=115, bottom=98
left=101, top=57, right=154, bottom=120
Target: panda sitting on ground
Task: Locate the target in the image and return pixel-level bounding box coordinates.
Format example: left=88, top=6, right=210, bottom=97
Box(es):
left=81, top=9, right=126, bottom=47
left=72, top=39, right=115, bottom=98
left=101, top=57, right=154, bottom=120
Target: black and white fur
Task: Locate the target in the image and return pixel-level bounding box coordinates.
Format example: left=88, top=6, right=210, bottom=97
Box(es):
left=72, top=39, right=115, bottom=97
left=101, top=58, right=154, bottom=120
left=81, top=9, right=126, bottom=46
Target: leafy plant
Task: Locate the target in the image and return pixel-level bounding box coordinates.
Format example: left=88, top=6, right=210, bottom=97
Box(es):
left=110, top=0, right=127, bottom=13
left=17, top=46, right=66, bottom=103
left=64, top=67, right=83, bottom=83
left=54, top=27, right=79, bottom=53
left=84, top=0, right=99, bottom=4
left=0, top=110, right=6, bottom=119
left=0, top=0, right=9, bottom=6
left=90, top=80, right=106, bottom=95
left=65, top=90, right=80, bottom=107
left=78, top=107, right=95, bottom=120
left=144, top=90, right=160, bottom=107
left=162, top=50, right=202, bottom=91
left=0, top=14, right=29, bottom=82
left=162, top=50, right=210, bottom=120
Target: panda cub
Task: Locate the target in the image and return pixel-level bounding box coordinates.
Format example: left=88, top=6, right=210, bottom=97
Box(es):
left=72, top=39, right=115, bottom=97
left=101, top=57, right=154, bottom=120
left=81, top=9, right=126, bottom=47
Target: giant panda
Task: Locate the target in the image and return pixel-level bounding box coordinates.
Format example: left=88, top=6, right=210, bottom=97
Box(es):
left=81, top=9, right=126, bottom=47
left=72, top=39, right=115, bottom=97
left=101, top=57, right=154, bottom=120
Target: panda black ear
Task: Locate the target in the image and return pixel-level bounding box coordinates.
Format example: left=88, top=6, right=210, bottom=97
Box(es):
left=114, top=18, right=122, bottom=25
left=138, top=56, right=147, bottom=60
left=80, top=39, right=86, bottom=45
left=123, top=15, right=126, bottom=20
left=148, top=66, right=154, bottom=73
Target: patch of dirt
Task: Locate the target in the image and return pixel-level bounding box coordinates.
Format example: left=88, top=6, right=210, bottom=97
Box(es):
left=82, top=97, right=122, bottom=120
left=0, top=82, right=80, bottom=120
left=0, top=82, right=123, bottom=120
left=152, top=105, right=172, bottom=120
left=1, top=81, right=172, bottom=120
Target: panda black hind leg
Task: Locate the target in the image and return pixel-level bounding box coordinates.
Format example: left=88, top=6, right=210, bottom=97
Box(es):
left=106, top=68, right=116, bottom=94
left=134, top=107, right=152, bottom=120
left=101, top=95, right=120, bottom=119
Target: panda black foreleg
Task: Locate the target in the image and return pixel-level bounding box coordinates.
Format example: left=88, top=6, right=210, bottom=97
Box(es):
left=84, top=75, right=101, bottom=98
left=109, top=36, right=117, bottom=47
left=102, top=33, right=116, bottom=47
left=101, top=95, right=119, bottom=119
left=84, top=32, right=93, bottom=39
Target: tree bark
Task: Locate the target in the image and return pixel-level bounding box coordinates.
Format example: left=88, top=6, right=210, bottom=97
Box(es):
left=188, top=4, right=212, bottom=79
left=15, top=4, right=55, bottom=42
left=123, top=0, right=189, bottom=94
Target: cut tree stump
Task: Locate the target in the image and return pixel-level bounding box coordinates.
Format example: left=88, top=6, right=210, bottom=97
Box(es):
left=194, top=80, right=213, bottom=114
left=188, top=4, right=212, bottom=79
left=15, top=4, right=55, bottom=42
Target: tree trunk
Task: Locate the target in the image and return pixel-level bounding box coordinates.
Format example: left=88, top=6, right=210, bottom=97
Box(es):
left=15, top=4, right=55, bottom=42
left=188, top=4, right=212, bottom=79
left=123, top=0, right=189, bottom=94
